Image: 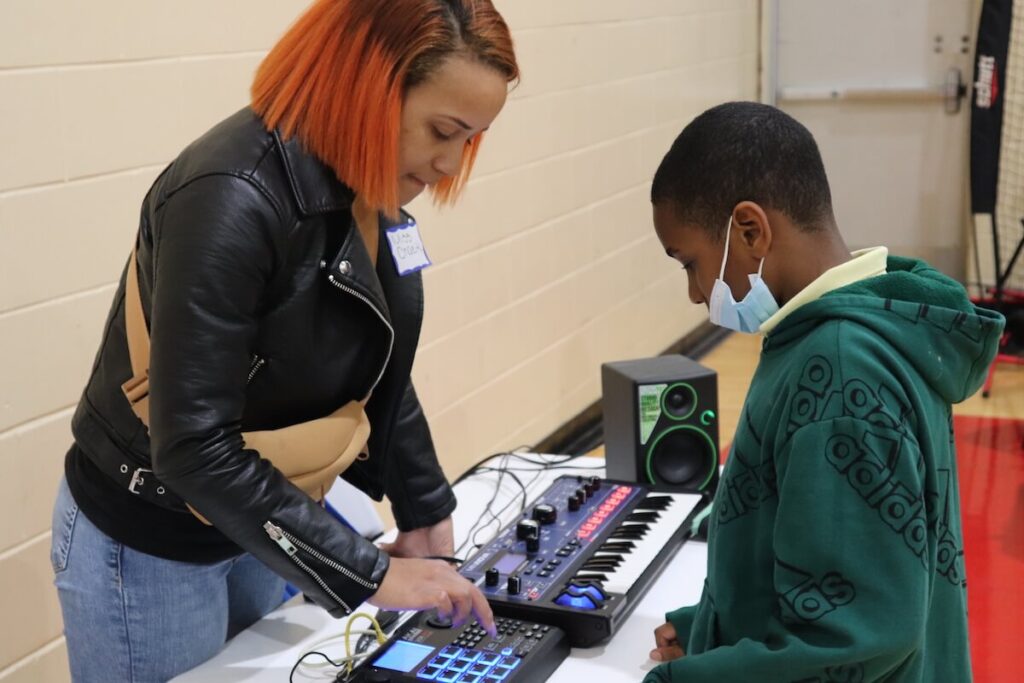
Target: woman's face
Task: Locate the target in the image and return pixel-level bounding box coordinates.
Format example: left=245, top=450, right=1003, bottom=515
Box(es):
left=398, top=54, right=509, bottom=206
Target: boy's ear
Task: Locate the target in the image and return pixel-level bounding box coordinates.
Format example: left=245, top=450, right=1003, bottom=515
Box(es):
left=731, top=201, right=772, bottom=259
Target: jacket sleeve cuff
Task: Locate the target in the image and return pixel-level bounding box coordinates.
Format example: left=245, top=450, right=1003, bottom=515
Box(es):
left=325, top=541, right=391, bottom=618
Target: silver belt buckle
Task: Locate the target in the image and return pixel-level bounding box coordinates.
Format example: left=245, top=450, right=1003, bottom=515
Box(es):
left=128, top=467, right=152, bottom=494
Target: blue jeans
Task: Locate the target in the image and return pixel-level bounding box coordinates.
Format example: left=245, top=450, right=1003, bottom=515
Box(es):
left=51, top=477, right=286, bottom=682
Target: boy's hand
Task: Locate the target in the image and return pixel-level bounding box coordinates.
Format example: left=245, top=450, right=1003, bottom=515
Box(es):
left=649, top=621, right=685, bottom=662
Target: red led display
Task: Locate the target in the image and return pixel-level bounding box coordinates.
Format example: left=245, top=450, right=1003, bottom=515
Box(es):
left=577, top=485, right=633, bottom=539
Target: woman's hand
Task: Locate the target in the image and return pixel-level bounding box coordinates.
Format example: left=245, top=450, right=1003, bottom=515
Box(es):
left=378, top=516, right=455, bottom=558
left=650, top=621, right=685, bottom=662
left=368, top=557, right=496, bottom=635
left=372, top=517, right=493, bottom=633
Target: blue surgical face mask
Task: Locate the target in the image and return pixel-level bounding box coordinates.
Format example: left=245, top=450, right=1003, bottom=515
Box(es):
left=707, top=216, right=779, bottom=334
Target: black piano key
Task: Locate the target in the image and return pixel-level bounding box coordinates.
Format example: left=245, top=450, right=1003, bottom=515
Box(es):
left=583, top=558, right=622, bottom=569
left=590, top=553, right=625, bottom=563
left=626, top=511, right=660, bottom=523
left=574, top=573, right=609, bottom=583
left=635, top=495, right=673, bottom=511
left=598, top=541, right=635, bottom=553
left=610, top=526, right=649, bottom=540
left=582, top=560, right=621, bottom=570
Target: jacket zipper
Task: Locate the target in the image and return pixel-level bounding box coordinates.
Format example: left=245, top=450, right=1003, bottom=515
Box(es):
left=247, top=355, right=267, bottom=384
left=264, top=521, right=379, bottom=610
left=327, top=274, right=394, bottom=396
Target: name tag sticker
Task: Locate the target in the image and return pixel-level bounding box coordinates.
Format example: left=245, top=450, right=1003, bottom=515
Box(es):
left=385, top=221, right=432, bottom=276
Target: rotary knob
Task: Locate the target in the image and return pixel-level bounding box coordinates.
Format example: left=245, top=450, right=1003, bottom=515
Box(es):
left=526, top=537, right=540, bottom=554
left=485, top=567, right=500, bottom=587
left=567, top=495, right=581, bottom=512
left=532, top=503, right=557, bottom=525
left=516, top=519, right=540, bottom=540
left=507, top=575, right=522, bottom=595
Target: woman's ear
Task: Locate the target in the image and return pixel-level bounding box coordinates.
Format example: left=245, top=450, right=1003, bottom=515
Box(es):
left=731, top=201, right=772, bottom=260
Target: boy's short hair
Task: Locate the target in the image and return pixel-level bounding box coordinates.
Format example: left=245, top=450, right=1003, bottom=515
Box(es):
left=651, top=102, right=835, bottom=240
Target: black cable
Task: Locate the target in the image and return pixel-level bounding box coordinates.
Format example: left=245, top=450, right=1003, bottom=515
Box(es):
left=452, top=446, right=532, bottom=485
left=454, top=452, right=516, bottom=557
left=463, top=456, right=569, bottom=551
left=452, top=450, right=605, bottom=555
left=476, top=464, right=604, bottom=474
left=289, top=650, right=346, bottom=683
left=455, top=451, right=536, bottom=556
left=468, top=467, right=530, bottom=550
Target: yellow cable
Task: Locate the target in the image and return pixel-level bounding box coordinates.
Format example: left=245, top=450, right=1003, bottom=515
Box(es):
left=343, top=612, right=388, bottom=674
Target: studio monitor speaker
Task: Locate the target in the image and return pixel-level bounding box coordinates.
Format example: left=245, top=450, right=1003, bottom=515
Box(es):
left=601, top=355, right=719, bottom=494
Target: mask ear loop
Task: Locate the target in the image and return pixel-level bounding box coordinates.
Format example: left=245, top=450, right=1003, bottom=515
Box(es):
left=719, top=215, right=733, bottom=281
left=757, top=255, right=766, bottom=278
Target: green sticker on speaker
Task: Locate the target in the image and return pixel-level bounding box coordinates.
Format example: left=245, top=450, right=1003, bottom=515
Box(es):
left=638, top=384, right=666, bottom=445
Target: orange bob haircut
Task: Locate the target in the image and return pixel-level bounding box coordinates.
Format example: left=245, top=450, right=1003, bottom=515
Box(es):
left=252, top=0, right=518, bottom=217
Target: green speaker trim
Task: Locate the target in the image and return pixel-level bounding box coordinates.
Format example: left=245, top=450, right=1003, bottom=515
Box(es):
left=644, top=424, right=718, bottom=491
left=660, top=382, right=697, bottom=421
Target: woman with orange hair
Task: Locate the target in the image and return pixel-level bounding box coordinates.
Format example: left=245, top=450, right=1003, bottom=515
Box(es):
left=51, top=1, right=518, bottom=679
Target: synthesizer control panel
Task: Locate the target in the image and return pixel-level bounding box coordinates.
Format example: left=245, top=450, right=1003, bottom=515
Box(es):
left=460, top=476, right=702, bottom=647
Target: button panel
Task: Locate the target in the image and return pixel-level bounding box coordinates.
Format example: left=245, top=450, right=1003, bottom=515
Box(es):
left=413, top=618, right=542, bottom=681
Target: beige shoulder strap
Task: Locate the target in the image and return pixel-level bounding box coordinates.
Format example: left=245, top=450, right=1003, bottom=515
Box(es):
left=121, top=247, right=152, bottom=424
left=119, top=246, right=369, bottom=425
left=118, top=243, right=371, bottom=525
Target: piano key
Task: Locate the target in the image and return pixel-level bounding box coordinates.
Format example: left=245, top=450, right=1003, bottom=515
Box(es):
left=610, top=528, right=648, bottom=540
left=634, top=495, right=673, bottom=511
left=582, top=561, right=621, bottom=571
left=602, top=492, right=697, bottom=595
left=589, top=552, right=625, bottom=562
left=626, top=511, right=661, bottom=523
left=598, top=541, right=635, bottom=553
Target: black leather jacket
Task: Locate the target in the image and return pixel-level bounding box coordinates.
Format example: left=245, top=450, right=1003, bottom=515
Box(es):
left=70, top=108, right=457, bottom=616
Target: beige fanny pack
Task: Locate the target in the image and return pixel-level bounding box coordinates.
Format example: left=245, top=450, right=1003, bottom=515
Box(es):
left=120, top=247, right=371, bottom=524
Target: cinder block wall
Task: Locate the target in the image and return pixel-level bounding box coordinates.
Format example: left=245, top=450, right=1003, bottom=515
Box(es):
left=0, top=1, right=759, bottom=679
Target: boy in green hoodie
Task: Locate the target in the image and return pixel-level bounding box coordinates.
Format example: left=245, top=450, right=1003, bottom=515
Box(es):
left=644, top=102, right=1004, bottom=682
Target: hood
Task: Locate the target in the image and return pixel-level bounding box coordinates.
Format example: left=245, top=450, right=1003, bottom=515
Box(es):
left=767, top=257, right=1005, bottom=404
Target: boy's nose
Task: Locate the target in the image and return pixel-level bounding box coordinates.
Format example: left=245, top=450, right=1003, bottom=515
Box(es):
left=687, top=276, right=705, bottom=306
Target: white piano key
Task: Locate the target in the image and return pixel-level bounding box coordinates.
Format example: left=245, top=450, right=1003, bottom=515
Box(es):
left=599, top=492, right=700, bottom=595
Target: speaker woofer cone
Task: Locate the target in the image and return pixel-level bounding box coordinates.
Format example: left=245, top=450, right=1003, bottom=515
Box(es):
left=645, top=425, right=717, bottom=490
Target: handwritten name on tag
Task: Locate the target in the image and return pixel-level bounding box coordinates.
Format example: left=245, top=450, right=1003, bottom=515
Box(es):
left=385, top=221, right=432, bottom=276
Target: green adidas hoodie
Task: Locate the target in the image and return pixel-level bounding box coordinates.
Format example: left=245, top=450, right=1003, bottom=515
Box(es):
left=644, top=257, right=1004, bottom=683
